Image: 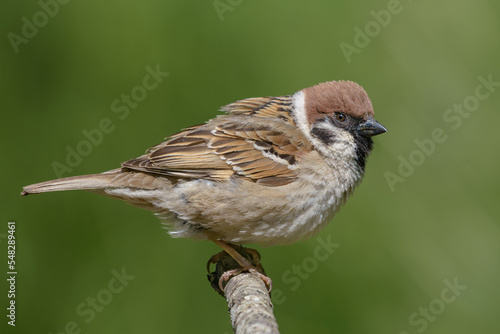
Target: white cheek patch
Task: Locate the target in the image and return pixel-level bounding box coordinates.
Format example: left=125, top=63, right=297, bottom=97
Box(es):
left=312, top=121, right=357, bottom=159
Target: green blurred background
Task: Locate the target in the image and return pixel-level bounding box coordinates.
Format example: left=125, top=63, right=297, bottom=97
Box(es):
left=1, top=0, right=500, bottom=333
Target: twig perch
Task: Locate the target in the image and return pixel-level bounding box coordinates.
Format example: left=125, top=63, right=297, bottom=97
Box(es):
left=208, top=248, right=279, bottom=334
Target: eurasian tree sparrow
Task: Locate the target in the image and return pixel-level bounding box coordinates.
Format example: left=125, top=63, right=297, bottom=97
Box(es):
left=22, top=80, right=386, bottom=289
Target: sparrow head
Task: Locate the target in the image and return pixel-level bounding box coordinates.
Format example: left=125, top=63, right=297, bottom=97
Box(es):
left=293, top=80, right=387, bottom=171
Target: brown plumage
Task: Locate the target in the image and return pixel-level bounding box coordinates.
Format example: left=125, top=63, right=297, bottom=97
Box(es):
left=123, top=111, right=310, bottom=186
left=303, top=80, right=374, bottom=124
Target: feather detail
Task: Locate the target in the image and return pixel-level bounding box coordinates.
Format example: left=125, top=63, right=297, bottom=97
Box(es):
left=121, top=98, right=311, bottom=186
left=21, top=173, right=117, bottom=195
left=222, top=96, right=295, bottom=125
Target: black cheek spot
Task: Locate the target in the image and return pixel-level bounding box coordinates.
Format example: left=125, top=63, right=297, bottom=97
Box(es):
left=311, top=126, right=336, bottom=145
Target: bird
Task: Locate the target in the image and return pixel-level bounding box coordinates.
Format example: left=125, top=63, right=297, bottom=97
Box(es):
left=22, top=80, right=386, bottom=290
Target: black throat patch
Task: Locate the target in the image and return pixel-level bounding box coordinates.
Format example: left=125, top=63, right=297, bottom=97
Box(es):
left=352, top=134, right=373, bottom=171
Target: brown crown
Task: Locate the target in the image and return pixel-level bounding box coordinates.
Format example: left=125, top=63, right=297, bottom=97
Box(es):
left=302, top=81, right=374, bottom=125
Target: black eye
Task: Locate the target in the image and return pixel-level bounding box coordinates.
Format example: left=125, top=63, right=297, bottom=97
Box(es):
left=335, top=112, right=346, bottom=122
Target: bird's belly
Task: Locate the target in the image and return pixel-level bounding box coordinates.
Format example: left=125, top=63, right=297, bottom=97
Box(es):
left=158, top=173, right=356, bottom=246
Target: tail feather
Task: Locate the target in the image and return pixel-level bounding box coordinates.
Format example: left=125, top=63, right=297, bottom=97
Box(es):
left=21, top=174, right=115, bottom=196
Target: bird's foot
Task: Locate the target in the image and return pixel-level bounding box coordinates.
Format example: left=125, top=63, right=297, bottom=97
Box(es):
left=207, top=244, right=272, bottom=295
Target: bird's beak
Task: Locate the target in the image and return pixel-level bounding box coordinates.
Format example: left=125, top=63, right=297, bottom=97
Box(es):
left=356, top=117, right=387, bottom=137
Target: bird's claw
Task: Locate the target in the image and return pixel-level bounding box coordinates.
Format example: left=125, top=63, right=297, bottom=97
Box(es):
left=207, top=247, right=272, bottom=293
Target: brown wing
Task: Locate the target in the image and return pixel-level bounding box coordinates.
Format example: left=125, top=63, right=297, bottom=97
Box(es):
left=122, top=97, right=310, bottom=187
left=222, top=95, right=295, bottom=125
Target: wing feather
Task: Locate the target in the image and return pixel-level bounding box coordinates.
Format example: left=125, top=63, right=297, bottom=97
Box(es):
left=121, top=96, right=311, bottom=186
